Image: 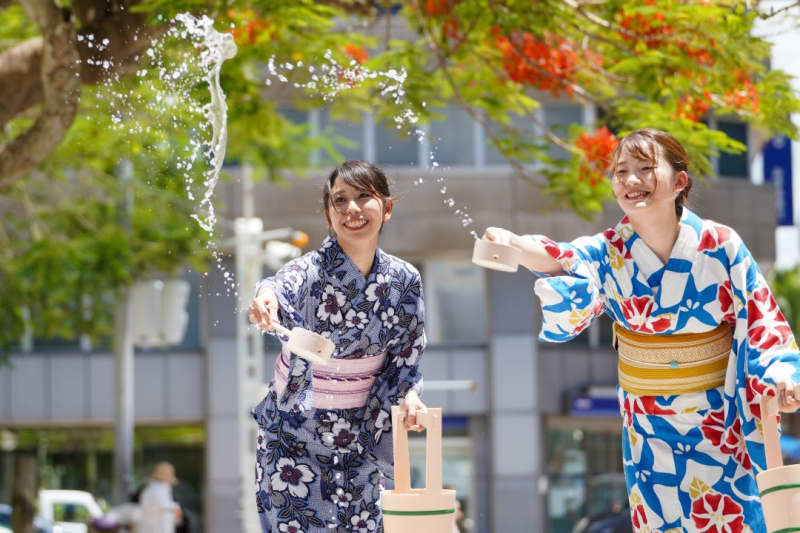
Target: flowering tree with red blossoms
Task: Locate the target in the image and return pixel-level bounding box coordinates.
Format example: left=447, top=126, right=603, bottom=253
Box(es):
left=194, top=0, right=800, bottom=217
left=2, top=0, right=800, bottom=214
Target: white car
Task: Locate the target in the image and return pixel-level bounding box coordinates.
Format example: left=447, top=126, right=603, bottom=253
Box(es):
left=37, top=490, right=103, bottom=533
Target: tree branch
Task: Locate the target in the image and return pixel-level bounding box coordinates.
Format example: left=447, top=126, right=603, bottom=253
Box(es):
left=0, top=0, right=81, bottom=191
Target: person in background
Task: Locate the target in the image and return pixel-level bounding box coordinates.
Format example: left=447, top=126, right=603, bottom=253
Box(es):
left=138, top=462, right=182, bottom=533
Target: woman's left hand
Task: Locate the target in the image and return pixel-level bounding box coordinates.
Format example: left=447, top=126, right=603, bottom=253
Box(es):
left=777, top=380, right=800, bottom=412
left=402, top=390, right=427, bottom=432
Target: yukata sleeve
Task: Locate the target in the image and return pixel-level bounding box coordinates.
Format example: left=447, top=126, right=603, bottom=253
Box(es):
left=727, top=231, right=800, bottom=391
left=254, top=255, right=314, bottom=331
left=523, top=234, right=606, bottom=343
left=360, top=268, right=425, bottom=455
left=722, top=228, right=800, bottom=474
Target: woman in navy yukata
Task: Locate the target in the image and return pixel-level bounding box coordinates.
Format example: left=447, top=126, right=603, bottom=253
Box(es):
left=480, top=129, right=800, bottom=532
left=248, top=159, right=427, bottom=533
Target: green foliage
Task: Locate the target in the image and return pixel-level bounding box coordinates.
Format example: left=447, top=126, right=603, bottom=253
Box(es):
left=1, top=0, right=800, bottom=353
left=770, top=268, right=800, bottom=338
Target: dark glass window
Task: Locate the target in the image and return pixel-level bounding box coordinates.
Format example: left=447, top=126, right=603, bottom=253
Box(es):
left=718, top=121, right=749, bottom=179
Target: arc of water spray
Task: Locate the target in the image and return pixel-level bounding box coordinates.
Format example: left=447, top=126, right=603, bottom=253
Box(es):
left=173, top=14, right=238, bottom=234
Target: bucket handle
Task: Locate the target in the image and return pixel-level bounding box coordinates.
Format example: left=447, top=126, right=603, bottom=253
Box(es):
left=391, top=405, right=443, bottom=494
left=760, top=394, right=783, bottom=470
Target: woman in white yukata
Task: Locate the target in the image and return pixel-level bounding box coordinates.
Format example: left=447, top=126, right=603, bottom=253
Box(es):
left=481, top=129, right=800, bottom=532
left=248, top=160, right=427, bottom=533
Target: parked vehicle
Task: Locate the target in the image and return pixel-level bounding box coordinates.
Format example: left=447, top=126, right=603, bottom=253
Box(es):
left=38, top=490, right=103, bottom=533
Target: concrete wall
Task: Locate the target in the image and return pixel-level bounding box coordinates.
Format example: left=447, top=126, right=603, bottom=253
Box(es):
left=217, top=168, right=777, bottom=263
left=0, top=351, right=204, bottom=427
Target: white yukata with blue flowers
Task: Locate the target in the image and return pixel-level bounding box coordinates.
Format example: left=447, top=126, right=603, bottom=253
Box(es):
left=251, top=235, right=425, bottom=533
left=530, top=208, right=800, bottom=533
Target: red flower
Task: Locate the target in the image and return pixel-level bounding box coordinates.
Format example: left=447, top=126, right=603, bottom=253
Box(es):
left=423, top=0, right=454, bottom=15
left=700, top=408, right=725, bottom=447
left=618, top=3, right=674, bottom=49
left=744, top=376, right=771, bottom=420
left=698, top=224, right=732, bottom=252
left=343, top=44, right=369, bottom=64
left=717, top=281, right=735, bottom=325
left=575, top=127, right=619, bottom=186
left=539, top=238, right=575, bottom=262
left=691, top=491, right=744, bottom=533
left=724, top=70, right=760, bottom=115
left=603, top=229, right=632, bottom=259
left=675, top=91, right=712, bottom=122
left=621, top=295, right=671, bottom=334
left=494, top=29, right=578, bottom=97
left=747, top=287, right=792, bottom=350
left=720, top=418, right=752, bottom=470
left=622, top=394, right=676, bottom=426
left=630, top=503, right=648, bottom=529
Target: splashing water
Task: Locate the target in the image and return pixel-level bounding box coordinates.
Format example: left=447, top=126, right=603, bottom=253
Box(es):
left=173, top=14, right=238, bottom=234
left=85, top=14, right=239, bottom=293
left=264, top=52, right=478, bottom=237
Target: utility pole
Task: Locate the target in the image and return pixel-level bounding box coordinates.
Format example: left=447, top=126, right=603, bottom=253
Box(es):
left=113, top=159, right=135, bottom=504
left=234, top=215, right=264, bottom=533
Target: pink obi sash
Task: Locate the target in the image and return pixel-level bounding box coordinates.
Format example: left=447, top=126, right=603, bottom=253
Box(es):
left=273, top=348, right=387, bottom=410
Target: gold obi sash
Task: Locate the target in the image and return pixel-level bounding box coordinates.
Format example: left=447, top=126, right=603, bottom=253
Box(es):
left=614, top=323, right=732, bottom=396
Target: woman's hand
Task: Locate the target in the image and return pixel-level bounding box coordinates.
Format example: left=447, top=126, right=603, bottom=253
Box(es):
left=777, top=380, right=800, bottom=412
left=248, top=287, right=279, bottom=331
left=481, top=227, right=519, bottom=248
left=480, top=227, right=563, bottom=275
left=402, top=390, right=427, bottom=432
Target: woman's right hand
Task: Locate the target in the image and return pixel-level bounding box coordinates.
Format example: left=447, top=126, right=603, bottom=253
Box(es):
left=248, top=287, right=279, bottom=331
left=481, top=227, right=520, bottom=248
left=480, top=226, right=563, bottom=275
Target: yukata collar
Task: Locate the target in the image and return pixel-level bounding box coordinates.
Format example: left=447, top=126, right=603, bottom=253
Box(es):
left=617, top=207, right=702, bottom=271
left=319, top=234, right=386, bottom=284
left=616, top=207, right=703, bottom=305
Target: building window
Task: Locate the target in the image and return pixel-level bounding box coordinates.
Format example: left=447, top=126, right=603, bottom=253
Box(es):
left=376, top=117, right=419, bottom=166
left=717, top=121, right=749, bottom=179
left=484, top=113, right=538, bottom=166
left=546, top=420, right=625, bottom=533
left=545, top=104, right=583, bottom=160
left=277, top=107, right=307, bottom=125
left=429, top=107, right=475, bottom=166
left=319, top=107, right=364, bottom=163
left=423, top=259, right=487, bottom=345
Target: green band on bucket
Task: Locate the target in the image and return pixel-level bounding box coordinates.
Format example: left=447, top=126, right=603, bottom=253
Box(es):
left=771, top=528, right=800, bottom=533
left=760, top=483, right=800, bottom=498
left=383, top=509, right=455, bottom=516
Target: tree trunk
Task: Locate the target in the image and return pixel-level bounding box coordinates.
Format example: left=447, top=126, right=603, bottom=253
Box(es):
left=0, top=0, right=81, bottom=191
left=0, top=0, right=166, bottom=190
left=11, top=454, right=36, bottom=533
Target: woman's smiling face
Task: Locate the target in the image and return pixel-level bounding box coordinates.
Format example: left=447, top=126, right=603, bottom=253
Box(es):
left=611, top=145, right=686, bottom=217
left=325, top=178, right=392, bottom=246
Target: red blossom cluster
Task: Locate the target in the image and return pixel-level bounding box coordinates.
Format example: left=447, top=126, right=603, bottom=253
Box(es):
left=227, top=9, right=270, bottom=47
left=618, top=2, right=716, bottom=66
left=574, top=126, right=619, bottom=186
left=619, top=2, right=673, bottom=49
left=493, top=29, right=578, bottom=97
left=725, top=70, right=760, bottom=114
left=675, top=91, right=712, bottom=121
left=423, top=0, right=455, bottom=15
left=343, top=44, right=369, bottom=64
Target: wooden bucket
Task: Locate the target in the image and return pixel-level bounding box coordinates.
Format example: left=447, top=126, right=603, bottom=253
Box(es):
left=756, top=394, right=800, bottom=531
left=382, top=406, right=456, bottom=533
left=472, top=239, right=521, bottom=272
